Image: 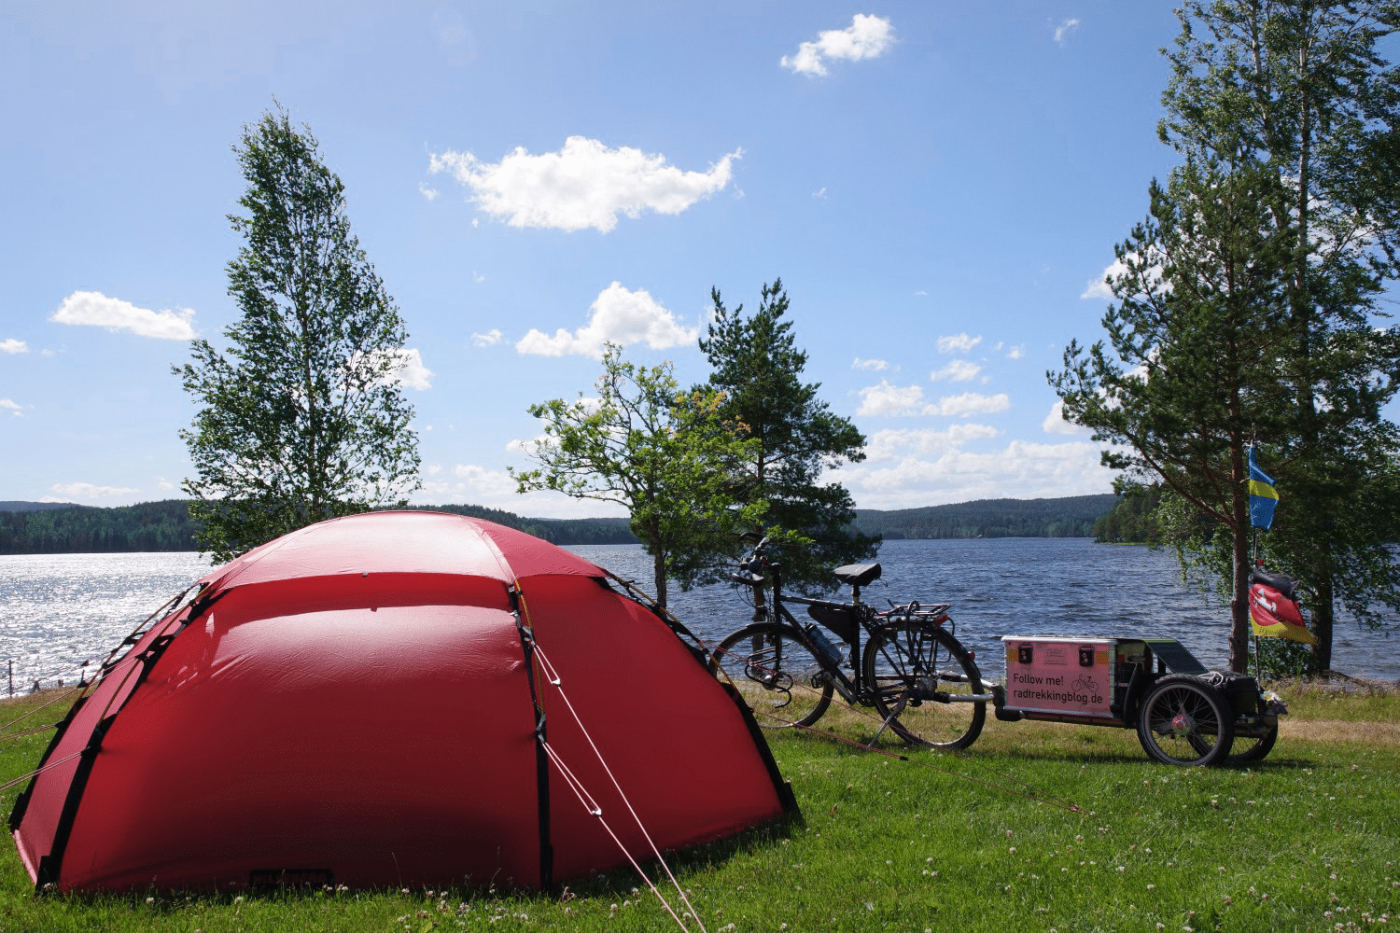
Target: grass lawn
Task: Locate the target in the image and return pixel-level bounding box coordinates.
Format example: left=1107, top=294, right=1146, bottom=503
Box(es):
left=1, top=681, right=1397, bottom=933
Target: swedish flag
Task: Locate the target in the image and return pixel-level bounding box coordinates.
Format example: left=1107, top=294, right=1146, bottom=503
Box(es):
left=1248, top=446, right=1278, bottom=530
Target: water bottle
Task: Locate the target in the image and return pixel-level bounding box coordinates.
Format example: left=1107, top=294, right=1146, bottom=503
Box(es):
left=804, top=623, right=843, bottom=666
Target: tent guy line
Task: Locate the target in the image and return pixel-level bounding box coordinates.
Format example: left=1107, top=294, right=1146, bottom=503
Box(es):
left=534, top=640, right=709, bottom=932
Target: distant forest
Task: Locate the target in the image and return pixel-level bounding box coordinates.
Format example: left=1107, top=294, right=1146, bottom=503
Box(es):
left=0, top=501, right=637, bottom=555
left=851, top=495, right=1116, bottom=540
left=0, top=494, right=1119, bottom=555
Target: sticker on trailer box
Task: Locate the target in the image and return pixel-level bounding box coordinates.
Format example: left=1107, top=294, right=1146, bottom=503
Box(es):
left=1004, top=640, right=1113, bottom=716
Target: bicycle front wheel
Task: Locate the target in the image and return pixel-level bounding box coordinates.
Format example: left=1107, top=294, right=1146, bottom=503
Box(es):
left=862, top=621, right=986, bottom=749
left=713, top=623, right=833, bottom=730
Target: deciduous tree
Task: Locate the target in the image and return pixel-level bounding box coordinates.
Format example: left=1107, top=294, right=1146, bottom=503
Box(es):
left=512, top=344, right=763, bottom=609
left=176, top=106, right=420, bottom=562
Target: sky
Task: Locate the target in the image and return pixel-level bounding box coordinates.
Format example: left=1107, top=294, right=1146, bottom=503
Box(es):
left=2, top=2, right=1201, bottom=519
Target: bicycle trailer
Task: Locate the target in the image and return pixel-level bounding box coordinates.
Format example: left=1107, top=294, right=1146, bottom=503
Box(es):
left=993, top=635, right=1283, bottom=766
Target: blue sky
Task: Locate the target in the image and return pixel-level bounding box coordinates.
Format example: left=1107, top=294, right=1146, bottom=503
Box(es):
left=3, top=2, right=1195, bottom=518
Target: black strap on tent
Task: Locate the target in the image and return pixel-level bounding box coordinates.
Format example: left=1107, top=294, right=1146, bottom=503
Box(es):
left=510, top=585, right=554, bottom=891
left=22, top=589, right=218, bottom=893
left=6, top=690, right=89, bottom=833
left=8, top=586, right=211, bottom=834
left=35, top=627, right=182, bottom=891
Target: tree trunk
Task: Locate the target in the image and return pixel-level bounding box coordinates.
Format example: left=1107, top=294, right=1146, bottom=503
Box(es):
left=652, top=546, right=669, bottom=611
left=1310, top=572, right=1335, bottom=672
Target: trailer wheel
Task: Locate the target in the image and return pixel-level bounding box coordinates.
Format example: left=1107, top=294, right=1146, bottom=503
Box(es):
left=1227, top=722, right=1278, bottom=764
left=1136, top=675, right=1235, bottom=766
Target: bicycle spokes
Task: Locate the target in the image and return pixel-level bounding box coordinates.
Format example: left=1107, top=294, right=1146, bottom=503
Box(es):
left=863, top=622, right=986, bottom=750
left=714, top=623, right=833, bottom=729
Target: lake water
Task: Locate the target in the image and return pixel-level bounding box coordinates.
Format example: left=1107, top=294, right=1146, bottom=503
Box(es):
left=2, top=539, right=1395, bottom=694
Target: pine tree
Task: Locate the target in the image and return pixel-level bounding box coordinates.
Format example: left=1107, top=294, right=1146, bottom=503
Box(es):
left=1057, top=1, right=1400, bottom=671
left=1161, top=0, right=1400, bottom=670
left=699, top=278, right=876, bottom=590
left=1054, top=155, right=1299, bottom=671
left=176, top=106, right=420, bottom=562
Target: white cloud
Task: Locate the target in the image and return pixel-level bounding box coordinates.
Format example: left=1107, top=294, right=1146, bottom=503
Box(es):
left=412, top=462, right=627, bottom=519
left=387, top=348, right=433, bottom=390
left=350, top=347, right=433, bottom=391
left=48, top=481, right=139, bottom=500
left=931, top=360, right=982, bottom=382
left=781, top=13, right=895, bottom=76
left=50, top=291, right=197, bottom=341
left=1082, top=250, right=1169, bottom=301
left=472, top=329, right=504, bottom=347
left=853, top=357, right=889, bottom=371
left=1053, top=18, right=1081, bottom=46
left=1, top=338, right=27, bottom=354
left=843, top=439, right=1115, bottom=510
left=1, top=398, right=22, bottom=416
left=812, top=186, right=828, bottom=199
left=863, top=425, right=1001, bottom=462
left=419, top=182, right=440, bottom=202
left=450, top=463, right=518, bottom=497
left=429, top=136, right=740, bottom=233
left=516, top=282, right=697, bottom=358
left=157, top=477, right=177, bottom=491
left=930, top=392, right=1011, bottom=417
left=1007, top=345, right=1025, bottom=360
left=1042, top=399, right=1091, bottom=436
left=937, top=333, right=982, bottom=354
left=1081, top=257, right=1127, bottom=300
left=472, top=271, right=487, bottom=283
left=857, top=381, right=928, bottom=417
left=858, top=382, right=1010, bottom=418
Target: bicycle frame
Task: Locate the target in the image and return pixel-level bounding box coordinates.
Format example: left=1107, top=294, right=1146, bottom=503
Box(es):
left=731, top=537, right=992, bottom=710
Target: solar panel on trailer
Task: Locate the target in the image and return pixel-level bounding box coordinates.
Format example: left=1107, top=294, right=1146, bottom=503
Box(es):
left=1140, top=639, right=1209, bottom=674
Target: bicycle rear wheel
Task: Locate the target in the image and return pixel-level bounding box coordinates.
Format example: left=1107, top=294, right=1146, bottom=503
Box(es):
left=713, top=623, right=833, bottom=729
left=862, top=621, right=986, bottom=749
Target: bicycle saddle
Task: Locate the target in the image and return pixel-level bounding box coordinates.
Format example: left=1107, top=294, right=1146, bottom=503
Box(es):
left=833, top=562, right=881, bottom=587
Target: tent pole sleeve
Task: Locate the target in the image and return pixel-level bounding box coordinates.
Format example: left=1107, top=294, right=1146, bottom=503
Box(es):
left=511, top=586, right=554, bottom=891
left=30, top=613, right=196, bottom=891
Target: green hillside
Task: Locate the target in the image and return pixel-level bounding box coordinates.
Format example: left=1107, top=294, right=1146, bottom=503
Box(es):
left=0, top=494, right=1117, bottom=555
left=0, top=501, right=638, bottom=555
left=851, top=494, right=1116, bottom=539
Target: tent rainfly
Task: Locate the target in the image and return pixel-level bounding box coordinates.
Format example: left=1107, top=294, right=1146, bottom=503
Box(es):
left=10, top=511, right=795, bottom=892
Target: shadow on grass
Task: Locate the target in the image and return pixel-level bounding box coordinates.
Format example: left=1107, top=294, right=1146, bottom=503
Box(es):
left=26, top=813, right=802, bottom=912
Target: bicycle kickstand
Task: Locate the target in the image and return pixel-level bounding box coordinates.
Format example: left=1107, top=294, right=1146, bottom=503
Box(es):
left=869, top=692, right=908, bottom=746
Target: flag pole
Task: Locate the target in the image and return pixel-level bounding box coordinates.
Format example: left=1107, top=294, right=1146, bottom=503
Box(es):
left=1249, top=439, right=1261, bottom=682
left=1252, top=493, right=1261, bottom=682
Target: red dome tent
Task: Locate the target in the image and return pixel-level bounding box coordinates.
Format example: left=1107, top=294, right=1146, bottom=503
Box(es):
left=10, top=511, right=794, bottom=892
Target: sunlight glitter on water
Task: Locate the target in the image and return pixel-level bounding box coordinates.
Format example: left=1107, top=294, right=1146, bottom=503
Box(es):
left=1, top=540, right=1394, bottom=694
